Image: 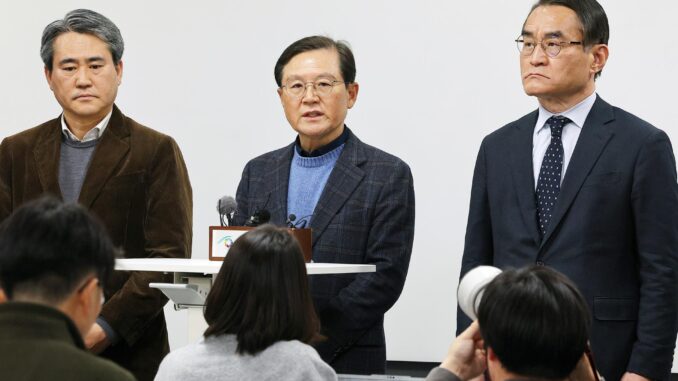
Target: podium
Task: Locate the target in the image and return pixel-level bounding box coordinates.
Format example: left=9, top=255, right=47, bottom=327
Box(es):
left=115, top=258, right=375, bottom=342
left=209, top=226, right=313, bottom=262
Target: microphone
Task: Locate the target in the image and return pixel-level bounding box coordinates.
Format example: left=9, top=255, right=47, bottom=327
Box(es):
left=287, top=214, right=312, bottom=229
left=457, top=266, right=502, bottom=320
left=244, top=209, right=271, bottom=227
left=217, top=195, right=237, bottom=226
left=286, top=214, right=297, bottom=228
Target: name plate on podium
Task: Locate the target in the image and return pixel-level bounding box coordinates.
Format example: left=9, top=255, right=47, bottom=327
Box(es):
left=209, top=226, right=312, bottom=262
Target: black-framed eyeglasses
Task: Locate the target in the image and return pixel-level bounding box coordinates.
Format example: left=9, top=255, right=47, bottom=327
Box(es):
left=515, top=36, right=583, bottom=58
left=280, top=79, right=348, bottom=98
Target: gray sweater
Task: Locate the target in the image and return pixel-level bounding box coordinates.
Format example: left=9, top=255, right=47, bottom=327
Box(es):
left=154, top=334, right=337, bottom=381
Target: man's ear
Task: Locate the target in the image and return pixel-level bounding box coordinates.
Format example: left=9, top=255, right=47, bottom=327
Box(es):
left=0, top=288, right=7, bottom=303
left=347, top=82, right=359, bottom=109
left=115, top=60, right=124, bottom=85
left=590, top=44, right=609, bottom=77
left=487, top=346, right=499, bottom=362
left=64, top=277, right=101, bottom=338
left=277, top=87, right=284, bottom=105
left=78, top=278, right=101, bottom=312
left=45, top=66, right=54, bottom=91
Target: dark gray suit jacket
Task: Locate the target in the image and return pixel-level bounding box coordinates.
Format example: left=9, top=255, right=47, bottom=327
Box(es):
left=458, top=96, right=678, bottom=380
left=234, top=129, right=415, bottom=375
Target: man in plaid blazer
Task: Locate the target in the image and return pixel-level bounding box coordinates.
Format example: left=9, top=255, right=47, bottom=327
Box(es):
left=233, top=36, right=415, bottom=375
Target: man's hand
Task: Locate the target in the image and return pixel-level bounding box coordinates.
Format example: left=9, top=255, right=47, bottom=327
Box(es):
left=84, top=323, right=111, bottom=354
left=620, top=372, right=650, bottom=381
left=440, top=320, right=487, bottom=380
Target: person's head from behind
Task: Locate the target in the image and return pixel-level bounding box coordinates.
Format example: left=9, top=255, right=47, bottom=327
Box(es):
left=478, top=266, right=591, bottom=380
left=0, top=196, right=116, bottom=338
left=203, top=224, right=319, bottom=354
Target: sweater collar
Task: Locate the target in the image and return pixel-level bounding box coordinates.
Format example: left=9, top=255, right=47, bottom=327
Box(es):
left=295, top=125, right=350, bottom=157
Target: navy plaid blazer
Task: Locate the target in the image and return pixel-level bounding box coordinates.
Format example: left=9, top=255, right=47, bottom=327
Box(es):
left=234, top=128, right=415, bottom=374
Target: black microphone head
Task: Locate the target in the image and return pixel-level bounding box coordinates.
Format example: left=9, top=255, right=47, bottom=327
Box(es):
left=217, top=195, right=237, bottom=215
left=258, top=210, right=271, bottom=224
left=288, top=214, right=296, bottom=222
left=245, top=209, right=271, bottom=227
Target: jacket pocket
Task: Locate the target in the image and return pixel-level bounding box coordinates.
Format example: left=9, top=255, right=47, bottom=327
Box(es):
left=582, top=171, right=620, bottom=187
left=593, top=297, right=638, bottom=321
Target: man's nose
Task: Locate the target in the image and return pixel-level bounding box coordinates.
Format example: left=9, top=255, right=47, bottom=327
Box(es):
left=75, top=68, right=93, bottom=87
left=301, top=83, right=319, bottom=102
left=529, top=42, right=549, bottom=65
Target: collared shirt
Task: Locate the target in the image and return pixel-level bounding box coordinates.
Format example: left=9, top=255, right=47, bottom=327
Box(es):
left=60, top=111, right=113, bottom=142
left=532, top=92, right=597, bottom=189
left=295, top=125, right=350, bottom=157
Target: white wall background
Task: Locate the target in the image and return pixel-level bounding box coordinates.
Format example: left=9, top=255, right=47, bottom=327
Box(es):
left=2, top=0, right=677, bottom=371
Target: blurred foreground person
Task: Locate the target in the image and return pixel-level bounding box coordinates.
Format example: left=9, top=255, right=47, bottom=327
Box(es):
left=0, top=197, right=134, bottom=381
left=429, top=266, right=601, bottom=381
left=155, top=225, right=336, bottom=381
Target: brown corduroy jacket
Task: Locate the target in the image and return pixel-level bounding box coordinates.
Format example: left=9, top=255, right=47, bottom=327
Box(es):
left=0, top=105, right=193, bottom=381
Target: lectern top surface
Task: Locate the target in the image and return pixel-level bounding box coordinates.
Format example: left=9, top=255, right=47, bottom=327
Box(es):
left=115, top=258, right=375, bottom=275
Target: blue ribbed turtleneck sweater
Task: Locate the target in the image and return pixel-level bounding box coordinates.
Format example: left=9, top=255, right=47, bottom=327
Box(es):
left=286, top=144, right=344, bottom=227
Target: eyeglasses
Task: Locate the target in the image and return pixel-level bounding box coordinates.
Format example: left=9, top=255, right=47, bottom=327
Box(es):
left=515, top=37, right=583, bottom=58
left=280, top=79, right=347, bottom=98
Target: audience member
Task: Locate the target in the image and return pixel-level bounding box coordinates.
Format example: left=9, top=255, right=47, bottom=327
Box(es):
left=0, top=197, right=134, bottom=381
left=155, top=225, right=337, bottom=381
left=428, top=266, right=600, bottom=381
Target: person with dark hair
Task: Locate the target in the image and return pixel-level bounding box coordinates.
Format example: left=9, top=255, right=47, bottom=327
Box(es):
left=154, top=225, right=336, bottom=381
left=0, top=9, right=193, bottom=381
left=0, top=196, right=134, bottom=381
left=233, top=35, right=415, bottom=375
left=458, top=0, right=678, bottom=380
left=428, top=266, right=598, bottom=381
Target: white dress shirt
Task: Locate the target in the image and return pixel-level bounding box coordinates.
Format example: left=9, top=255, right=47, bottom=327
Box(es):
left=60, top=110, right=113, bottom=142
left=533, top=92, right=597, bottom=189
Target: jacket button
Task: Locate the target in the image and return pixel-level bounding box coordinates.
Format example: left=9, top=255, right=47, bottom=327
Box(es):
left=536, top=260, right=545, bottom=266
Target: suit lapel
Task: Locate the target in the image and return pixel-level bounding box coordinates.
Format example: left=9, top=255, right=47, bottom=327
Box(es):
left=509, top=111, right=542, bottom=247
left=78, top=106, right=130, bottom=208
left=270, top=144, right=294, bottom=224
left=33, top=118, right=63, bottom=198
left=309, top=131, right=366, bottom=246
left=539, top=97, right=615, bottom=249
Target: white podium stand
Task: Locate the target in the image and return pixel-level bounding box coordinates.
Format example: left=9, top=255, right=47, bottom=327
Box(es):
left=114, top=258, right=376, bottom=342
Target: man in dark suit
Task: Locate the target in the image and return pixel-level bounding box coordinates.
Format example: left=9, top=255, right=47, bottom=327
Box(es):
left=458, top=1, right=678, bottom=380
left=0, top=9, right=192, bottom=381
left=0, top=197, right=134, bottom=381
left=234, top=36, right=415, bottom=375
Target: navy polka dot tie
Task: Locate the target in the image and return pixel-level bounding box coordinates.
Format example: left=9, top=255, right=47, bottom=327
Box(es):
left=536, top=115, right=571, bottom=237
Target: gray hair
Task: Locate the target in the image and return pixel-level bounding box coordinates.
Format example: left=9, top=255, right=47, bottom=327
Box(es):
left=41, top=9, right=124, bottom=71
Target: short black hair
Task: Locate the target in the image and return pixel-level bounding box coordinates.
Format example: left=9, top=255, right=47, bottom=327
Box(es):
left=527, top=0, right=609, bottom=78
left=477, top=266, right=590, bottom=379
left=203, top=224, right=320, bottom=355
left=0, top=196, right=117, bottom=304
left=274, top=35, right=356, bottom=87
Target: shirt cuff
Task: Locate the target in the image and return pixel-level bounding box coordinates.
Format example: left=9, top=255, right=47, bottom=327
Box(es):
left=96, top=316, right=120, bottom=345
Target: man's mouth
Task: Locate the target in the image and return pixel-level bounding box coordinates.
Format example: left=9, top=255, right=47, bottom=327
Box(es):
left=302, top=111, right=324, bottom=118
